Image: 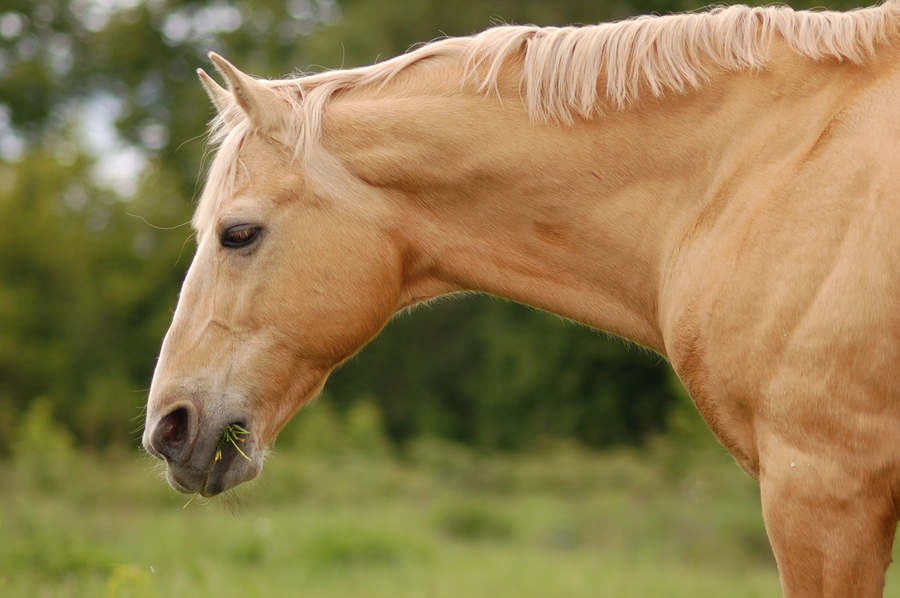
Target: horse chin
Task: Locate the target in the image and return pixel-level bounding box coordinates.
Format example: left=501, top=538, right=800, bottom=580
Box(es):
left=166, top=452, right=263, bottom=497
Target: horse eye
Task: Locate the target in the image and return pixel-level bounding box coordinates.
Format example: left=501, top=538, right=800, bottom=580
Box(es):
left=220, top=224, right=261, bottom=248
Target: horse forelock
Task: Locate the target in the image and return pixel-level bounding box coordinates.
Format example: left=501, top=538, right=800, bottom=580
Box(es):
left=194, top=1, right=900, bottom=231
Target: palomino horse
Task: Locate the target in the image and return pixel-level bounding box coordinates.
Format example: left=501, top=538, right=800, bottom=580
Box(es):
left=143, top=2, right=900, bottom=595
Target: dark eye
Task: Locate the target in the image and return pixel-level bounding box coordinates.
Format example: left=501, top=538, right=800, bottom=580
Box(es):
left=220, top=224, right=262, bottom=248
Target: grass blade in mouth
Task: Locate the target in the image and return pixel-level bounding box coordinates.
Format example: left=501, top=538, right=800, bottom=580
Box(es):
left=215, top=424, right=252, bottom=462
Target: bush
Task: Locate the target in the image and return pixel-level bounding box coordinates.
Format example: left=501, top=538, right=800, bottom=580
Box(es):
left=12, top=398, right=77, bottom=491
left=433, top=500, right=516, bottom=542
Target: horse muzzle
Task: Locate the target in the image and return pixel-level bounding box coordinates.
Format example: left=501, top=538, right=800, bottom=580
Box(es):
left=143, top=402, right=263, bottom=497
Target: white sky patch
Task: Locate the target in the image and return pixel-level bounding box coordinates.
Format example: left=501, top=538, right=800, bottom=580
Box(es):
left=0, top=105, right=24, bottom=162
left=76, top=94, right=147, bottom=198
left=92, top=146, right=147, bottom=197
left=0, top=12, right=27, bottom=39
left=162, top=2, right=243, bottom=46
left=46, top=33, right=74, bottom=76
left=69, top=0, right=145, bottom=32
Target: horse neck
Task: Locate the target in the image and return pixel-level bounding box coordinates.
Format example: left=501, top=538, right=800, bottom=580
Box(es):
left=320, top=51, right=885, bottom=353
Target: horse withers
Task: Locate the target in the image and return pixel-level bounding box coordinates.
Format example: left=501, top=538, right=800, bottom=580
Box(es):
left=143, top=3, right=900, bottom=596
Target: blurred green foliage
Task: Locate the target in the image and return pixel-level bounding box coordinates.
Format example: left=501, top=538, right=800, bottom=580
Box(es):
left=1, top=416, right=786, bottom=597
left=0, top=0, right=867, bottom=453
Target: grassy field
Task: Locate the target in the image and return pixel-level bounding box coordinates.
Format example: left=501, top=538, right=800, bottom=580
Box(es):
left=1, top=403, right=898, bottom=598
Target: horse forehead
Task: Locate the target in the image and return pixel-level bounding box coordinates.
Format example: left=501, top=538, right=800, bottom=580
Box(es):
left=237, top=134, right=296, bottom=179
left=230, top=170, right=303, bottom=206
left=226, top=140, right=306, bottom=206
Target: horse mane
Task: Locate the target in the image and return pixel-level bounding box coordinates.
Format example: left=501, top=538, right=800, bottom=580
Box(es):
left=196, top=2, right=900, bottom=228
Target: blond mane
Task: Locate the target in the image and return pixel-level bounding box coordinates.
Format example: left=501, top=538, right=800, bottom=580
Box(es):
left=196, top=2, right=900, bottom=229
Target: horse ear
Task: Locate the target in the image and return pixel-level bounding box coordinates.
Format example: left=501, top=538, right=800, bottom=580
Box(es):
left=197, top=68, right=232, bottom=114
left=207, top=52, right=292, bottom=136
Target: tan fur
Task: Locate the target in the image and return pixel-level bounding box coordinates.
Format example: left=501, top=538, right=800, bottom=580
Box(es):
left=194, top=1, right=900, bottom=230
left=147, top=3, right=900, bottom=596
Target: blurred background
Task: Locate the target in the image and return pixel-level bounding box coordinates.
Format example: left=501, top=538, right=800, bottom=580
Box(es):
left=0, top=0, right=882, bottom=596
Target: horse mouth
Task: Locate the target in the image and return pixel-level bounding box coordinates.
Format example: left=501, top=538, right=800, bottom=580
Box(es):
left=165, top=433, right=263, bottom=497
left=202, top=424, right=261, bottom=496
left=145, top=408, right=263, bottom=496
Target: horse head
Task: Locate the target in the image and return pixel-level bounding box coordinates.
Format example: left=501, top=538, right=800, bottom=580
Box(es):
left=142, top=55, right=406, bottom=496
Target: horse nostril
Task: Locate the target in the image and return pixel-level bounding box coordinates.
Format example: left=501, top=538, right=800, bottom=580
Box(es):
left=163, top=408, right=187, bottom=445
left=152, top=406, right=191, bottom=463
